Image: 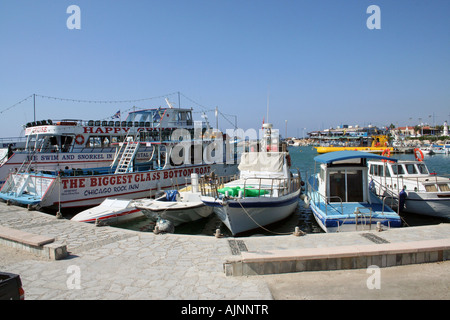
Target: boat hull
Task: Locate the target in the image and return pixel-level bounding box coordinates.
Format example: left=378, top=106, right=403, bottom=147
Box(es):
left=308, top=193, right=402, bottom=233
left=71, top=199, right=143, bottom=224
left=403, top=195, right=450, bottom=219
left=138, top=202, right=213, bottom=226
left=0, top=149, right=154, bottom=188
left=0, top=163, right=238, bottom=210
left=203, top=189, right=300, bottom=235
left=376, top=189, right=450, bottom=219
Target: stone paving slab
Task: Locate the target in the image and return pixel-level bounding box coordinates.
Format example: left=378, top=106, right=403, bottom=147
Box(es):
left=0, top=225, right=55, bottom=246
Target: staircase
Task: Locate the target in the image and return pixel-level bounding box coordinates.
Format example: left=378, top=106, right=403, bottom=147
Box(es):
left=114, top=140, right=140, bottom=174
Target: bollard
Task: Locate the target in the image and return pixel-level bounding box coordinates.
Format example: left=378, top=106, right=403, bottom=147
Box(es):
left=376, top=221, right=382, bottom=232
left=294, top=226, right=305, bottom=237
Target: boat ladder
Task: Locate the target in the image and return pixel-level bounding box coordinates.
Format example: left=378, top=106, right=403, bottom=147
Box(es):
left=353, top=207, right=373, bottom=230
left=114, top=140, right=140, bottom=174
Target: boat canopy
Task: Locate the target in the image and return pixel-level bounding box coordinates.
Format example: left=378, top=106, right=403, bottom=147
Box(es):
left=238, top=152, right=285, bottom=179
left=314, top=150, right=397, bottom=164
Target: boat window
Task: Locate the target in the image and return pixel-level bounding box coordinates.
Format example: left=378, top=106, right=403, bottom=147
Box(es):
left=346, top=170, right=364, bottom=202
left=417, top=163, right=428, bottom=174
left=87, top=137, right=101, bottom=147
left=61, top=135, right=74, bottom=152
left=87, top=136, right=112, bottom=148
left=329, top=171, right=345, bottom=202
left=328, top=169, right=364, bottom=202
left=392, top=164, right=405, bottom=175
left=405, top=164, right=417, bottom=174
left=370, top=164, right=384, bottom=177
left=378, top=165, right=384, bottom=177
left=425, top=185, right=438, bottom=192
left=385, top=166, right=391, bottom=177
left=438, top=184, right=450, bottom=192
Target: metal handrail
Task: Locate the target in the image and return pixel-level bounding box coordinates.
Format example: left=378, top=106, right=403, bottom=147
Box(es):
left=306, top=178, right=343, bottom=216
left=200, top=174, right=300, bottom=199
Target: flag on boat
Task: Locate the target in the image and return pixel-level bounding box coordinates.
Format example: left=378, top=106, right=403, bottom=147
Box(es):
left=111, top=110, right=120, bottom=119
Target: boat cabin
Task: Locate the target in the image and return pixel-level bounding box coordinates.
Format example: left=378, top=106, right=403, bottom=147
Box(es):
left=369, top=160, right=429, bottom=178
left=368, top=160, right=450, bottom=193
left=312, top=151, right=397, bottom=204
left=22, top=107, right=208, bottom=153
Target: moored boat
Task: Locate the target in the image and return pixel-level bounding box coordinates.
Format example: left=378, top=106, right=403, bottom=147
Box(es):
left=368, top=157, right=450, bottom=219
left=0, top=137, right=239, bottom=210
left=134, top=174, right=214, bottom=227
left=71, top=198, right=143, bottom=225
left=305, top=150, right=402, bottom=233
left=201, top=123, right=302, bottom=235
left=0, top=106, right=208, bottom=188
left=315, top=133, right=392, bottom=154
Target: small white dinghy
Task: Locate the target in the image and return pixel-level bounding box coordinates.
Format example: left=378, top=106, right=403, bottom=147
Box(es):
left=134, top=174, right=213, bottom=227
left=71, top=198, right=143, bottom=225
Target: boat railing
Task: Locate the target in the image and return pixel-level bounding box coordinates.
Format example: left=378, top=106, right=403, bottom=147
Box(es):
left=199, top=174, right=301, bottom=200
left=199, top=174, right=239, bottom=198
left=372, top=171, right=450, bottom=195
left=353, top=207, right=373, bottom=230
left=306, top=179, right=343, bottom=216
left=382, top=196, right=399, bottom=214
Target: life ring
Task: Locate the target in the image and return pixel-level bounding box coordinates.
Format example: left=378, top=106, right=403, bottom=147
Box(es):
left=381, top=148, right=391, bottom=157
left=414, top=148, right=424, bottom=162
left=381, top=148, right=393, bottom=163
left=75, top=135, right=85, bottom=145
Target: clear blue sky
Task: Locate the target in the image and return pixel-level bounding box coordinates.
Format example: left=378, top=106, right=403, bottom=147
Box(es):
left=1, top=0, right=449, bottom=138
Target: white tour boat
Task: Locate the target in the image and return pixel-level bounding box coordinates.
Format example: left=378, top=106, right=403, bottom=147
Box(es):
left=0, top=106, right=207, bottom=188
left=0, top=136, right=238, bottom=210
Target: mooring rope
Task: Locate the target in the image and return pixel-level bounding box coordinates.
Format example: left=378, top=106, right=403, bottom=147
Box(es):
left=236, top=198, right=294, bottom=235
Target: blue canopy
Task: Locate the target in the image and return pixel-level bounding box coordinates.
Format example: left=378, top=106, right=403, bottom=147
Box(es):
left=165, top=190, right=179, bottom=201
left=314, top=150, right=397, bottom=164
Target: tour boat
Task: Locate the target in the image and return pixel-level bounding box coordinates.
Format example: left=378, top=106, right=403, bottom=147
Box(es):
left=0, top=106, right=208, bottom=188
left=0, top=137, right=239, bottom=210
left=305, top=151, right=402, bottom=233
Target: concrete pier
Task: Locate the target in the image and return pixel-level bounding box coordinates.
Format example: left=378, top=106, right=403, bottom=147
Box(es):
left=0, top=202, right=449, bottom=300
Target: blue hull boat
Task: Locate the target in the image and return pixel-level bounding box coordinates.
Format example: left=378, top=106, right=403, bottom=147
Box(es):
left=305, top=151, right=402, bottom=233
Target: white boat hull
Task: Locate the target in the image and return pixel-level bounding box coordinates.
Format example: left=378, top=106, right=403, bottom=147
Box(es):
left=203, top=189, right=300, bottom=235
left=403, top=193, right=450, bottom=219
left=0, top=163, right=238, bottom=209
left=0, top=149, right=154, bottom=187
left=71, top=198, right=143, bottom=224
left=137, top=200, right=213, bottom=226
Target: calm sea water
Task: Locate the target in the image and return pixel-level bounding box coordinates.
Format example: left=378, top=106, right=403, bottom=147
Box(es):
left=117, top=146, right=450, bottom=237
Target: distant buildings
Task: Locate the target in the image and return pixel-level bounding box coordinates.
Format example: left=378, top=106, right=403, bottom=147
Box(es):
left=307, top=121, right=449, bottom=140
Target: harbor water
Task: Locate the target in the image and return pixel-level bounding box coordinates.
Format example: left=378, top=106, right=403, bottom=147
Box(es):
left=115, top=146, right=450, bottom=237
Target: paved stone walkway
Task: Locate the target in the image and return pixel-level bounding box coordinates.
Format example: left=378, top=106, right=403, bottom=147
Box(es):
left=0, top=204, right=272, bottom=300
left=1, top=202, right=449, bottom=300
